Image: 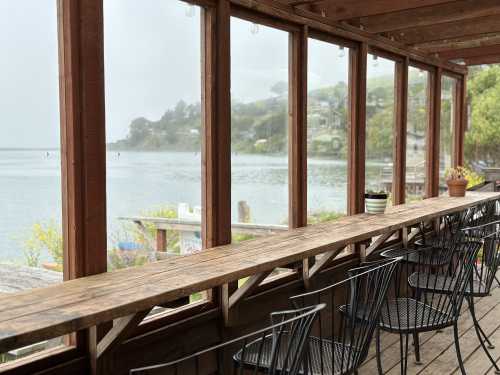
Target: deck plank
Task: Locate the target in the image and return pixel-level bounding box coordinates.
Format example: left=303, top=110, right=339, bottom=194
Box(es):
left=360, top=283, right=500, bottom=375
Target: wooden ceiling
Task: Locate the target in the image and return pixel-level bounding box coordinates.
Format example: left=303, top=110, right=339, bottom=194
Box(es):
left=283, top=0, right=500, bottom=66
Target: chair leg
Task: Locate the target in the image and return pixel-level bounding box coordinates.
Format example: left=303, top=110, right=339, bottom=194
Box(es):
left=413, top=332, right=422, bottom=365
left=468, top=297, right=500, bottom=374
left=453, top=322, right=467, bottom=375
left=399, top=333, right=409, bottom=375
left=376, top=327, right=384, bottom=375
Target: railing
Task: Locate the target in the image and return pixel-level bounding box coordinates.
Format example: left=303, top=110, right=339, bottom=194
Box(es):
left=118, top=216, right=288, bottom=254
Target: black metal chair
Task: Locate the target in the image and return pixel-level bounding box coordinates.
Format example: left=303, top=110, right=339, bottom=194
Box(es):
left=415, top=200, right=499, bottom=250
left=272, top=257, right=400, bottom=375
left=129, top=304, right=325, bottom=375
left=376, top=237, right=482, bottom=375
left=408, top=220, right=500, bottom=374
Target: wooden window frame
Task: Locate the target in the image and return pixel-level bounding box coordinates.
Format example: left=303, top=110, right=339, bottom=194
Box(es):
left=6, top=0, right=469, bottom=371
left=365, top=48, right=405, bottom=206
left=306, top=32, right=356, bottom=222
left=441, top=73, right=463, bottom=173
left=406, top=63, right=433, bottom=201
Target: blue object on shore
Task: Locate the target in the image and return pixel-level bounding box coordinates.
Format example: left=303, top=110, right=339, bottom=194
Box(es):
left=118, top=242, right=142, bottom=251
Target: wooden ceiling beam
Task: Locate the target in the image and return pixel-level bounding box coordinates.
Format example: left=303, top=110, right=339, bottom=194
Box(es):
left=357, top=0, right=500, bottom=33
left=414, top=33, right=500, bottom=53
left=465, top=54, right=500, bottom=66
left=231, top=0, right=467, bottom=74
left=284, top=0, right=456, bottom=21
left=437, top=44, right=500, bottom=60
left=386, top=14, right=500, bottom=45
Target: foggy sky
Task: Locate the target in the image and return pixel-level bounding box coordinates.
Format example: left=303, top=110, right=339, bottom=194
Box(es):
left=1, top=0, right=393, bottom=148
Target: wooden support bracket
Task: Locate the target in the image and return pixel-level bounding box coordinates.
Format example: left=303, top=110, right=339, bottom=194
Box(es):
left=302, top=258, right=311, bottom=289
left=308, top=245, right=346, bottom=280
left=90, top=308, right=152, bottom=374
left=364, top=231, right=396, bottom=258
left=223, top=271, right=272, bottom=326
left=402, top=226, right=409, bottom=247
left=407, top=225, right=423, bottom=243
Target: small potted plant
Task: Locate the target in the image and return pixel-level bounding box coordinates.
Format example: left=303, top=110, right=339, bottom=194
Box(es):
left=365, top=190, right=388, bottom=214
left=445, top=166, right=469, bottom=197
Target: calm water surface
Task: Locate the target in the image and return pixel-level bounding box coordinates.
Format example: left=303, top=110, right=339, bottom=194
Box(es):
left=1, top=150, right=386, bottom=263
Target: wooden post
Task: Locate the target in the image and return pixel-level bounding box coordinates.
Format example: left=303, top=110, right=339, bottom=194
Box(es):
left=57, top=0, right=108, bottom=364
left=203, top=0, right=235, bottom=327
left=238, top=201, right=251, bottom=223
left=289, top=25, right=308, bottom=229
left=393, top=57, right=409, bottom=205
left=202, top=0, right=231, bottom=250
left=454, top=76, right=467, bottom=167
left=348, top=43, right=367, bottom=215
left=156, top=229, right=167, bottom=252
left=426, top=67, right=442, bottom=198
left=58, top=0, right=107, bottom=281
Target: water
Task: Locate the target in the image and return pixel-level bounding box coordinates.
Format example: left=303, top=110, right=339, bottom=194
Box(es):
left=1, top=150, right=386, bottom=263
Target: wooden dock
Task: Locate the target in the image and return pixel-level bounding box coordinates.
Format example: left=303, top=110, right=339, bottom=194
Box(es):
left=360, top=281, right=500, bottom=374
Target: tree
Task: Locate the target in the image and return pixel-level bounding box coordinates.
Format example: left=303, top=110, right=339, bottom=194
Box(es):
left=465, top=65, right=500, bottom=166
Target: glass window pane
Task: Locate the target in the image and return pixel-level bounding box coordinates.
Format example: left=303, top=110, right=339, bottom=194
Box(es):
left=0, top=0, right=65, bottom=362
left=307, top=39, right=349, bottom=224
left=104, top=1, right=205, bottom=307
left=230, top=18, right=289, bottom=244
left=465, top=65, right=500, bottom=170
left=406, top=67, right=429, bottom=201
left=366, top=55, right=396, bottom=200
left=440, top=75, right=457, bottom=191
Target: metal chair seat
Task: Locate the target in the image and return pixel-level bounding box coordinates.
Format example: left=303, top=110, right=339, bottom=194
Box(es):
left=234, top=333, right=361, bottom=375
left=408, top=272, right=491, bottom=297
left=378, top=298, right=454, bottom=333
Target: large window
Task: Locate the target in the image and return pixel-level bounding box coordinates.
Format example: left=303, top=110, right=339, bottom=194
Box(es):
left=406, top=67, right=429, bottom=201
left=104, top=1, right=205, bottom=305
left=440, top=75, right=458, bottom=191
left=0, top=0, right=64, bottom=363
left=365, top=54, right=396, bottom=199
left=230, top=17, right=289, bottom=243
left=307, top=38, right=349, bottom=224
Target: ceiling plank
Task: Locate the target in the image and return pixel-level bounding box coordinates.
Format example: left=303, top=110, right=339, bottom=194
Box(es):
left=437, top=45, right=500, bottom=60
left=414, top=33, right=500, bottom=53
left=286, top=0, right=456, bottom=21
left=357, top=0, right=500, bottom=33
left=465, top=54, right=500, bottom=66
left=386, top=15, right=500, bottom=45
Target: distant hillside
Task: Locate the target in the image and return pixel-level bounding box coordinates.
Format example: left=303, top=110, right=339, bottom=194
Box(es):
left=107, top=74, right=424, bottom=159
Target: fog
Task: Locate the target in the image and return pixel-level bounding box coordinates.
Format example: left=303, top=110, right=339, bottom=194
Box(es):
left=0, top=0, right=393, bottom=148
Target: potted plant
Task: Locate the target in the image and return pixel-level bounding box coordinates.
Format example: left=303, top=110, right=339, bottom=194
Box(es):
left=445, top=166, right=469, bottom=197
left=365, top=190, right=388, bottom=214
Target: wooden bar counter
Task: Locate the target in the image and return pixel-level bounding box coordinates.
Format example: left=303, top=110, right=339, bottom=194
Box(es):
left=0, top=192, right=499, bottom=355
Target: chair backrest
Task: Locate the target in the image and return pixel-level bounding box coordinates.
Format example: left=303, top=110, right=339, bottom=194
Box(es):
left=289, top=257, right=400, bottom=375
left=467, top=200, right=500, bottom=228
left=129, top=304, right=325, bottom=375
left=380, top=236, right=482, bottom=331
left=462, top=219, right=500, bottom=295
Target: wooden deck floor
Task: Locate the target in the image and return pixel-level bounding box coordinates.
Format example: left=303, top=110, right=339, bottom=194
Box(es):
left=359, top=278, right=500, bottom=375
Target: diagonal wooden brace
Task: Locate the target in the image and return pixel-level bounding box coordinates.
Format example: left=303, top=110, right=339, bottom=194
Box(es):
left=223, top=271, right=272, bottom=326
left=90, top=308, right=152, bottom=374
left=364, top=230, right=396, bottom=258
left=307, top=245, right=346, bottom=280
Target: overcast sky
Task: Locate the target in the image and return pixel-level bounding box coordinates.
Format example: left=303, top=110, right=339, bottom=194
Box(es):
left=1, top=0, right=393, bottom=148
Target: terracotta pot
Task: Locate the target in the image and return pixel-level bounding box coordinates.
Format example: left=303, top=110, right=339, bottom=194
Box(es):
left=446, top=178, right=468, bottom=197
